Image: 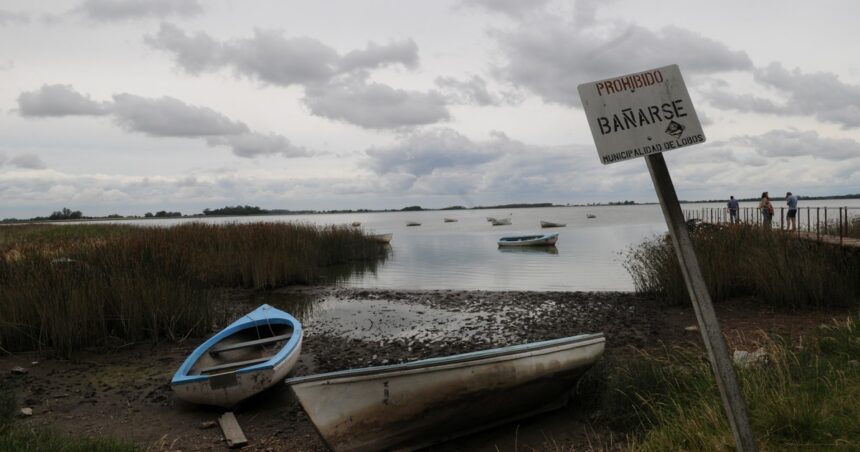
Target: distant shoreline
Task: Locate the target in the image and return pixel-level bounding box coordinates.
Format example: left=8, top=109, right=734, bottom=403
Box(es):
left=3, top=194, right=858, bottom=224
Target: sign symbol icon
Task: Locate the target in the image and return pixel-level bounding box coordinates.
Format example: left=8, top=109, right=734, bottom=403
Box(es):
left=665, top=120, right=685, bottom=138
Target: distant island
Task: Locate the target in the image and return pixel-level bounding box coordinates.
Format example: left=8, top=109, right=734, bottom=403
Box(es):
left=2, top=194, right=857, bottom=223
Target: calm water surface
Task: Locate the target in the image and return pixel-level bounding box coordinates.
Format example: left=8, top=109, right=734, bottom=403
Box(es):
left=100, top=200, right=860, bottom=292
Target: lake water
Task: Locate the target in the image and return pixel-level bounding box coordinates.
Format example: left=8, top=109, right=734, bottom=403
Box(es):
left=102, top=199, right=860, bottom=292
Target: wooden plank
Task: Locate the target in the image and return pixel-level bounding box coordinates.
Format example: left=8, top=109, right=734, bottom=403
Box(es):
left=645, top=153, right=757, bottom=452
left=201, top=356, right=271, bottom=374
left=219, top=412, right=248, bottom=448
left=209, top=333, right=292, bottom=355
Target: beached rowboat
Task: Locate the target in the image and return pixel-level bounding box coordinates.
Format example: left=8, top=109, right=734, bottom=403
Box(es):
left=490, top=217, right=512, bottom=226
left=287, top=334, right=604, bottom=452
left=171, top=304, right=303, bottom=408
left=497, top=232, right=559, bottom=247
left=372, top=233, right=393, bottom=243
left=540, top=220, right=566, bottom=228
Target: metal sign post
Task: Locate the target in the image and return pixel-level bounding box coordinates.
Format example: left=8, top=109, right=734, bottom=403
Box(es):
left=578, top=65, right=756, bottom=451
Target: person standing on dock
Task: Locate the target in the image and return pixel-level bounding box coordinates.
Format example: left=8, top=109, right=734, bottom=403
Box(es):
left=759, top=192, right=774, bottom=228
left=727, top=196, right=740, bottom=224
left=785, top=192, right=798, bottom=231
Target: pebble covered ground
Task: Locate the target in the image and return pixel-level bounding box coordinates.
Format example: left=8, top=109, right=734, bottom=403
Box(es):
left=1, top=287, right=843, bottom=451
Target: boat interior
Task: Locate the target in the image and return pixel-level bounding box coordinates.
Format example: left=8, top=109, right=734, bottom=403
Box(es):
left=190, top=324, right=294, bottom=376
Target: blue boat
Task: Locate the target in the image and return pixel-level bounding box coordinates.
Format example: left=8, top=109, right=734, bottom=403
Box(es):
left=171, top=304, right=303, bottom=407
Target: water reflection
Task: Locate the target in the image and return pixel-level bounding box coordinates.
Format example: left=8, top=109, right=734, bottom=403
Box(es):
left=497, top=246, right=559, bottom=255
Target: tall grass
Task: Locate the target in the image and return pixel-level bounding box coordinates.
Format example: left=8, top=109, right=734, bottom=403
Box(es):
left=576, top=316, right=860, bottom=449
left=0, top=222, right=386, bottom=356
left=624, top=224, right=860, bottom=308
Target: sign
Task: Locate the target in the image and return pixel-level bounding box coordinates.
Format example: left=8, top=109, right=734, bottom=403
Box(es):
left=577, top=64, right=705, bottom=165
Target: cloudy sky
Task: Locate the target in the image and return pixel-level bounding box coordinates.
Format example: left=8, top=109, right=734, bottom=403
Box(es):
left=2, top=0, right=859, bottom=218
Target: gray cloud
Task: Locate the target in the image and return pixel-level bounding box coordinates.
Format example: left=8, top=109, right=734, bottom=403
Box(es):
left=143, top=22, right=222, bottom=74
left=489, top=16, right=751, bottom=106
left=111, top=93, right=248, bottom=137
left=435, top=75, right=521, bottom=106
left=147, top=23, right=416, bottom=86
left=75, top=0, right=203, bottom=22
left=17, top=84, right=111, bottom=117
left=9, top=153, right=47, bottom=170
left=304, top=76, right=450, bottom=129
left=339, top=40, right=419, bottom=73
left=206, top=133, right=309, bottom=159
left=0, top=10, right=29, bottom=26
left=366, top=128, right=501, bottom=176
left=459, top=0, right=550, bottom=17
left=146, top=23, right=445, bottom=129
left=706, top=63, right=860, bottom=129
left=221, top=30, right=340, bottom=87
left=16, top=85, right=307, bottom=159
left=738, top=129, right=860, bottom=161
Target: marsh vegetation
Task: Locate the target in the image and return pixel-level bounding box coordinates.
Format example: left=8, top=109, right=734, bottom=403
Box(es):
left=0, top=222, right=387, bottom=356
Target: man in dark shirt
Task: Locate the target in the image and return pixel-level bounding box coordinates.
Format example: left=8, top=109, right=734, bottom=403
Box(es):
left=727, top=195, right=740, bottom=224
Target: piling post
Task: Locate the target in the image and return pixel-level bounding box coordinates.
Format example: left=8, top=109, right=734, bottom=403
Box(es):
left=824, top=208, right=828, bottom=236
left=816, top=208, right=820, bottom=240
left=807, top=208, right=811, bottom=233
left=780, top=207, right=784, bottom=230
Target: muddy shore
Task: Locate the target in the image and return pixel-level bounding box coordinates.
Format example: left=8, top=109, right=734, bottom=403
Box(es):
left=0, top=288, right=847, bottom=451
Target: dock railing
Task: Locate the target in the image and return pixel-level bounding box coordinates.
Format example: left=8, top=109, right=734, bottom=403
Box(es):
left=683, top=206, right=860, bottom=244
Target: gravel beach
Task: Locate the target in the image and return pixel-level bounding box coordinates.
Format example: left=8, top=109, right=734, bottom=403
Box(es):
left=0, top=287, right=845, bottom=451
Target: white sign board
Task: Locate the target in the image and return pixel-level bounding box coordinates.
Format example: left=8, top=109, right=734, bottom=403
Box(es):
left=577, top=64, right=705, bottom=165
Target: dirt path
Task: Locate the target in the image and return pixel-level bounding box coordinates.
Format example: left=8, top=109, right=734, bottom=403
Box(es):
left=0, top=288, right=849, bottom=451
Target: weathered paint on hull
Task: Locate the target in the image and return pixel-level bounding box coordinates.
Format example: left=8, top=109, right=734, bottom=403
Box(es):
left=173, top=335, right=302, bottom=407
left=288, top=334, right=604, bottom=452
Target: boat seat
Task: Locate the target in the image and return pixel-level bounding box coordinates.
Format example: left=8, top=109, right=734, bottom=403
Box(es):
left=200, top=357, right=273, bottom=374
left=209, top=333, right=292, bottom=355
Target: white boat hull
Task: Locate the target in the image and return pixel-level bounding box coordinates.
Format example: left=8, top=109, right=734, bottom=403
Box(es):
left=287, top=334, right=604, bottom=452
left=498, top=233, right=559, bottom=247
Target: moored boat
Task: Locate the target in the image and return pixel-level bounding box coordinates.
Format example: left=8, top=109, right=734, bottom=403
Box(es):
left=586, top=214, right=597, bottom=219
left=372, top=233, right=393, bottom=243
left=351, top=222, right=361, bottom=227
left=287, top=333, right=605, bottom=452
left=490, top=217, right=512, bottom=226
left=443, top=218, right=458, bottom=223
left=171, top=304, right=303, bottom=408
left=406, top=221, right=421, bottom=227
left=497, top=232, right=559, bottom=247
left=540, top=220, right=566, bottom=228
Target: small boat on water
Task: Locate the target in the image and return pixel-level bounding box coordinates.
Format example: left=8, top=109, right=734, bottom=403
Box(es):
left=486, top=217, right=497, bottom=222
left=498, top=232, right=559, bottom=247
left=540, top=220, right=566, bottom=228
left=586, top=214, right=597, bottom=219
left=406, top=221, right=421, bottom=227
left=372, top=233, right=393, bottom=243
left=287, top=333, right=605, bottom=452
left=351, top=222, right=361, bottom=227
left=443, top=218, right=458, bottom=223
left=490, top=217, right=512, bottom=226
left=171, top=304, right=303, bottom=408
